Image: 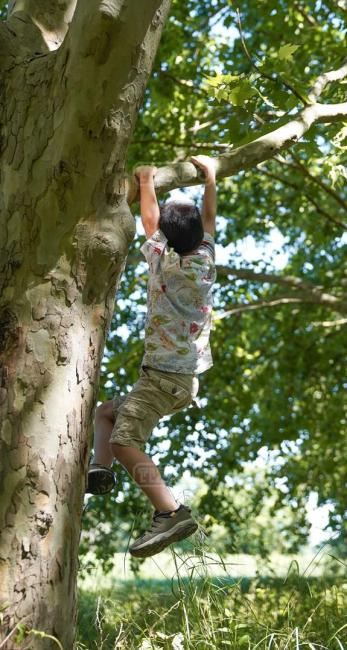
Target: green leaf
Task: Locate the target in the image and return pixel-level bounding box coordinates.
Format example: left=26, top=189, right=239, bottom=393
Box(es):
left=278, top=43, right=300, bottom=60
left=285, top=95, right=299, bottom=111
left=229, top=80, right=257, bottom=106
left=204, top=73, right=240, bottom=88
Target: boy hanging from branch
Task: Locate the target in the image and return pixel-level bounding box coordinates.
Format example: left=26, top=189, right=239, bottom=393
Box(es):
left=86, top=155, right=217, bottom=558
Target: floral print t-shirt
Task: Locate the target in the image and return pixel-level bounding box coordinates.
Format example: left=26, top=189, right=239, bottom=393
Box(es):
left=140, top=229, right=216, bottom=375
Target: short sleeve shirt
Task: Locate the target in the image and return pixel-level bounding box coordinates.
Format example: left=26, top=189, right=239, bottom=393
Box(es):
left=140, top=229, right=216, bottom=375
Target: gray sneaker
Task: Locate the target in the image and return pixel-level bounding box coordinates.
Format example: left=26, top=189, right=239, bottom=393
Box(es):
left=129, top=504, right=198, bottom=558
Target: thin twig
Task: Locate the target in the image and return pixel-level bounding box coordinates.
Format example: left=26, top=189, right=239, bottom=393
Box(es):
left=217, top=266, right=321, bottom=290
left=159, top=70, right=208, bottom=98
left=311, top=318, right=347, bottom=327
left=130, top=139, right=230, bottom=150
left=293, top=2, right=317, bottom=26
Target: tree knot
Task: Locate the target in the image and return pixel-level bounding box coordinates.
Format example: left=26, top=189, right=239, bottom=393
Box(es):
left=35, top=510, right=53, bottom=536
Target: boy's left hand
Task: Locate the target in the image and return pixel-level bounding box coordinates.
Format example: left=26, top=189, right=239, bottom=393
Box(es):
left=190, top=155, right=217, bottom=182
left=127, top=165, right=158, bottom=205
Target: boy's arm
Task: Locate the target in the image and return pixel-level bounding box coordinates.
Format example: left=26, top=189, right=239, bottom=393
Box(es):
left=135, top=165, right=160, bottom=239
left=191, top=155, right=217, bottom=236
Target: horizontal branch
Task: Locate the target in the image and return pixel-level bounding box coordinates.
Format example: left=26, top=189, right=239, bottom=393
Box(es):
left=125, top=53, right=347, bottom=202
left=214, top=296, right=311, bottom=319
left=311, top=318, right=347, bottom=328
left=217, top=265, right=322, bottom=290
left=214, top=290, right=347, bottom=320
left=126, top=100, right=347, bottom=200
left=217, top=266, right=347, bottom=314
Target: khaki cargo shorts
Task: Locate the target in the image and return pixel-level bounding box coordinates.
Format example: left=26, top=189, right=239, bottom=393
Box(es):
left=109, top=366, right=199, bottom=451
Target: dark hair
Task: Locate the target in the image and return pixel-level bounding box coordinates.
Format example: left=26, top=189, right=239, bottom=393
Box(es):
left=159, top=201, right=204, bottom=255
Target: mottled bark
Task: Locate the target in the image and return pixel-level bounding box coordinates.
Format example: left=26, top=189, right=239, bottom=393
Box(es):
left=0, top=1, right=171, bottom=648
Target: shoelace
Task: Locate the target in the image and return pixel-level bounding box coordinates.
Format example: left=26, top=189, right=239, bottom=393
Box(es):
left=137, top=509, right=181, bottom=540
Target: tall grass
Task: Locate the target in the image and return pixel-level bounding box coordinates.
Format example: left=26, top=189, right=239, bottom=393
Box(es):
left=75, top=544, right=347, bottom=649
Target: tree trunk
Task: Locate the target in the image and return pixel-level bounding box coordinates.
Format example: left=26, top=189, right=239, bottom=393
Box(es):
left=0, top=1, right=171, bottom=647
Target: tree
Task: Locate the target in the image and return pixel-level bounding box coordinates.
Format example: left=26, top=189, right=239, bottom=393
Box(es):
left=1, top=0, right=346, bottom=646
left=0, top=1, right=172, bottom=647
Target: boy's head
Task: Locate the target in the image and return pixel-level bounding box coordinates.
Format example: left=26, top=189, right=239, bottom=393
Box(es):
left=159, top=200, right=204, bottom=255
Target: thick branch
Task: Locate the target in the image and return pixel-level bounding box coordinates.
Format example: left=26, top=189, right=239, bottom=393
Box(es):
left=311, top=318, right=347, bottom=328
left=126, top=100, right=347, bottom=200
left=2, top=0, right=77, bottom=59
left=40, top=0, right=172, bottom=216
left=126, top=56, right=347, bottom=200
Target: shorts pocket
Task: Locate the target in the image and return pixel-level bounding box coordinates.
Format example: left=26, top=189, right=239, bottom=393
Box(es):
left=114, top=400, right=159, bottom=446
left=158, top=377, right=192, bottom=411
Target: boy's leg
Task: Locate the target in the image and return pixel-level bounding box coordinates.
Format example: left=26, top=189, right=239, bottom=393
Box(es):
left=109, top=369, right=198, bottom=557
left=112, top=441, right=198, bottom=558
left=109, top=368, right=196, bottom=510
left=111, top=443, right=178, bottom=512
left=86, top=400, right=117, bottom=495
left=90, top=400, right=115, bottom=467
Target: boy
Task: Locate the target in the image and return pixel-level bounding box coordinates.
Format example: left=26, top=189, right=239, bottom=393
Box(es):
left=87, top=155, right=217, bottom=558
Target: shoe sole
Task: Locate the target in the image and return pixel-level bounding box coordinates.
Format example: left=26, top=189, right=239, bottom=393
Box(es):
left=86, top=468, right=115, bottom=495
left=129, top=521, right=198, bottom=558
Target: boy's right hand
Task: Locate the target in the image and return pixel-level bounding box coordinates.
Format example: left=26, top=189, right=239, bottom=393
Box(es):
left=190, top=155, right=217, bottom=182
left=135, top=165, right=158, bottom=181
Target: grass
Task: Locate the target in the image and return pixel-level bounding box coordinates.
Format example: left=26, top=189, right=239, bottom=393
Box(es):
left=75, top=548, right=347, bottom=649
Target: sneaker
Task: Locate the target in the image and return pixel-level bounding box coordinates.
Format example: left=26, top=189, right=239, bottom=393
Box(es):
left=129, top=504, right=198, bottom=558
left=86, top=463, right=116, bottom=495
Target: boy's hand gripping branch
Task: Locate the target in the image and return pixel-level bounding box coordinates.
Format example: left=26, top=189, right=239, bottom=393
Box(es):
left=190, top=155, right=217, bottom=236
left=127, top=155, right=217, bottom=238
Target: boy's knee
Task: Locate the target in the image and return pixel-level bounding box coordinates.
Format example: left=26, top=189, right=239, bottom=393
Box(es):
left=111, top=441, right=143, bottom=458
left=111, top=442, right=132, bottom=459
